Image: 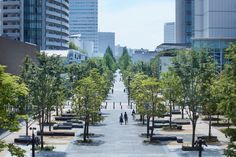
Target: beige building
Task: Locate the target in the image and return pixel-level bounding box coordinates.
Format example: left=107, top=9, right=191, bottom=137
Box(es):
left=0, top=37, right=38, bottom=75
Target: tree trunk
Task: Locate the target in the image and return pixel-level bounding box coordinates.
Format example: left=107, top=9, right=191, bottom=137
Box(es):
left=86, top=119, right=89, bottom=138
left=26, top=119, right=28, bottom=136
left=208, top=114, right=212, bottom=138
left=147, top=116, right=150, bottom=138
left=191, top=118, right=197, bottom=148
left=142, top=115, right=145, bottom=125
left=169, top=101, right=172, bottom=128
left=217, top=114, right=220, bottom=124
left=40, top=109, right=45, bottom=149
left=83, top=122, right=87, bottom=142
left=181, top=106, right=184, bottom=119
left=150, top=115, right=154, bottom=139
left=49, top=112, right=51, bottom=132
left=56, top=104, right=59, bottom=116
left=228, top=118, right=230, bottom=129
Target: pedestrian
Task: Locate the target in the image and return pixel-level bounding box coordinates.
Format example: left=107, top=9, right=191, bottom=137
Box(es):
left=119, top=113, right=124, bottom=125
left=124, top=89, right=126, bottom=93
left=124, top=112, right=128, bottom=125
left=112, top=88, right=114, bottom=94
left=132, top=109, right=136, bottom=120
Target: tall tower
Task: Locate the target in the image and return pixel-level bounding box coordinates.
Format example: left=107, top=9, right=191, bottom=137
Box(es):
left=24, top=0, right=69, bottom=50
left=0, top=0, right=24, bottom=41
left=69, top=0, right=98, bottom=54
left=193, top=0, right=236, bottom=67
left=175, top=0, right=194, bottom=45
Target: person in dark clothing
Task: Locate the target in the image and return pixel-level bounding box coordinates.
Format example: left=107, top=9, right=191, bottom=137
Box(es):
left=124, top=112, right=128, bottom=125
left=132, top=109, right=136, bottom=120
left=119, top=113, right=124, bottom=125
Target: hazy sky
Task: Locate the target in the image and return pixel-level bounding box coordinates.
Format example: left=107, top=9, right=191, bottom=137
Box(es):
left=99, top=0, right=175, bottom=50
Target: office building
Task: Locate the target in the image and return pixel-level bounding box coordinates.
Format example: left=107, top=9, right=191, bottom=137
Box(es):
left=175, top=0, right=194, bottom=45
left=24, top=0, right=69, bottom=50
left=164, top=22, right=175, bottom=43
left=69, top=0, right=98, bottom=54
left=0, top=0, right=24, bottom=41
left=193, top=0, right=236, bottom=67
left=0, top=0, right=2, bottom=35
left=70, top=34, right=94, bottom=57
left=0, top=36, right=38, bottom=75
left=98, top=32, right=115, bottom=57
left=0, top=0, right=69, bottom=50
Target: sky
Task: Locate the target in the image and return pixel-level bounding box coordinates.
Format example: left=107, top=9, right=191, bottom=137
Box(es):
left=99, top=0, right=175, bottom=50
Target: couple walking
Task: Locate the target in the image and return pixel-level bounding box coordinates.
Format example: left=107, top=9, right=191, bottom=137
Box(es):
left=119, top=112, right=128, bottom=125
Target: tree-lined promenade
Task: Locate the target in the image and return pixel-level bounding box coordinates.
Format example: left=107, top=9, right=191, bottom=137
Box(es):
left=0, top=44, right=235, bottom=156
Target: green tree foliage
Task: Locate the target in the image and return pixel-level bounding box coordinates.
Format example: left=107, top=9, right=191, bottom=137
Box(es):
left=0, top=65, right=28, bottom=157
left=69, top=42, right=79, bottom=50
left=172, top=50, right=216, bottom=147
left=20, top=53, right=67, bottom=149
left=119, top=47, right=132, bottom=71
left=160, top=71, right=181, bottom=128
left=215, top=44, right=236, bottom=156
left=103, top=46, right=117, bottom=72
left=130, top=74, right=166, bottom=138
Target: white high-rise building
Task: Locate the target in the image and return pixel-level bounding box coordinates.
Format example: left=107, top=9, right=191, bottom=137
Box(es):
left=98, top=32, right=115, bottom=57
left=69, top=0, right=98, bottom=54
left=0, top=0, right=24, bottom=41
left=164, top=22, right=175, bottom=43
left=193, top=0, right=236, bottom=67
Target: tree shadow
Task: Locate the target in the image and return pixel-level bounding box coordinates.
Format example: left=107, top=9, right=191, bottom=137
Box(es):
left=36, top=151, right=66, bottom=157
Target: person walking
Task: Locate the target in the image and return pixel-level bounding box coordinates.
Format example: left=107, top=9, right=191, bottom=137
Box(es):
left=132, top=109, right=136, bottom=120
left=119, top=113, right=124, bottom=125
left=124, top=112, right=128, bottom=125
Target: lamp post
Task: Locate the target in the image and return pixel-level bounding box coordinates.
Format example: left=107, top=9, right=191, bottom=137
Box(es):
left=127, top=76, right=132, bottom=109
left=30, top=127, right=36, bottom=157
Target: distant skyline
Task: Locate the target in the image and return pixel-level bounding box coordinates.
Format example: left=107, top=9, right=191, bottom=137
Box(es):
left=99, top=0, right=175, bottom=50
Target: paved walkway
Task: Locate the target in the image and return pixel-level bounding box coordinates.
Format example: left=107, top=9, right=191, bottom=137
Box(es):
left=2, top=70, right=226, bottom=157
left=65, top=70, right=225, bottom=157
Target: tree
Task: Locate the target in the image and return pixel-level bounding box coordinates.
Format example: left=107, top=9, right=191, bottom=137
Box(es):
left=215, top=44, right=236, bottom=156
left=0, top=65, right=28, bottom=157
left=119, top=47, right=132, bottom=71
left=103, top=47, right=116, bottom=72
left=21, top=53, right=67, bottom=149
left=141, top=77, right=166, bottom=138
left=69, top=42, right=79, bottom=50
left=160, top=71, right=181, bottom=128
left=172, top=50, right=216, bottom=147
left=73, top=76, right=100, bottom=142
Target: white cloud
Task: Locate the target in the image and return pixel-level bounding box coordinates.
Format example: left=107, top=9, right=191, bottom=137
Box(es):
left=99, top=0, right=175, bottom=50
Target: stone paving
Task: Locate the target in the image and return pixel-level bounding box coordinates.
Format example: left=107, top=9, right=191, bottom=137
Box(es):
left=1, top=70, right=227, bottom=157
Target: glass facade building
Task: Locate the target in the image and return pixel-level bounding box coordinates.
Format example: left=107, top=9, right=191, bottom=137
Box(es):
left=193, top=0, right=236, bottom=67
left=175, top=0, right=194, bottom=45
left=24, top=0, right=69, bottom=50
left=69, top=0, right=98, bottom=54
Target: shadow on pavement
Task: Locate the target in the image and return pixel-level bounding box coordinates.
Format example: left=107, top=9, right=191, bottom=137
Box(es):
left=36, top=151, right=67, bottom=157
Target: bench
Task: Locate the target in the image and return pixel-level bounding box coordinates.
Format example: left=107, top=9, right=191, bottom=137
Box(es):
left=72, top=124, right=83, bottom=128
left=151, top=135, right=177, bottom=141
left=67, top=119, right=83, bottom=124
left=14, top=136, right=32, bottom=144
left=55, top=117, right=74, bottom=121
left=53, top=124, right=72, bottom=130
left=37, top=131, right=75, bottom=136
left=61, top=114, right=76, bottom=117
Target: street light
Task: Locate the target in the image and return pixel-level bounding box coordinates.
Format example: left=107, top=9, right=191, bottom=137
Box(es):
left=30, top=127, right=36, bottom=157
left=127, top=76, right=132, bottom=109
